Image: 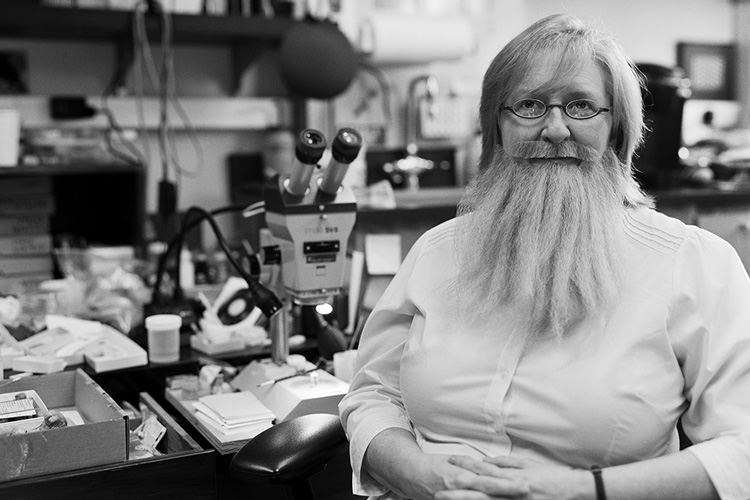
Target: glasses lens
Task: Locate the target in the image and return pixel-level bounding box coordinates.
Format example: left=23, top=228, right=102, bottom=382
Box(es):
left=512, top=99, right=546, bottom=118
left=565, top=99, right=598, bottom=119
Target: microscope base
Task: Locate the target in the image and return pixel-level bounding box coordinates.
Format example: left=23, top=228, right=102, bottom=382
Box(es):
left=231, top=359, right=350, bottom=422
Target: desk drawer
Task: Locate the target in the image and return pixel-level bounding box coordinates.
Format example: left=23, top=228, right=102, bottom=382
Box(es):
left=0, top=392, right=216, bottom=500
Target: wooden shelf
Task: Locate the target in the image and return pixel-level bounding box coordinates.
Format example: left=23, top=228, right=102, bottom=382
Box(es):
left=1, top=1, right=296, bottom=44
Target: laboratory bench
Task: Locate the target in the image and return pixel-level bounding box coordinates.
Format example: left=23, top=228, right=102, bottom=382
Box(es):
left=0, top=337, right=358, bottom=500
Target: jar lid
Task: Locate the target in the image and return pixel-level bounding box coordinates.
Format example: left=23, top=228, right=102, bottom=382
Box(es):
left=145, top=314, right=182, bottom=330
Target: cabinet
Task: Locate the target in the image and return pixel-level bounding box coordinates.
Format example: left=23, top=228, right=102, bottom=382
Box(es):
left=0, top=162, right=145, bottom=288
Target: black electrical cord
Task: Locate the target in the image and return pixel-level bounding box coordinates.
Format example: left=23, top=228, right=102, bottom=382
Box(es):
left=151, top=204, right=282, bottom=318
left=152, top=204, right=242, bottom=302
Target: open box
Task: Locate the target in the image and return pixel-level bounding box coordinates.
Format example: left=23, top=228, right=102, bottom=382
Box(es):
left=0, top=369, right=128, bottom=482
left=0, top=392, right=216, bottom=500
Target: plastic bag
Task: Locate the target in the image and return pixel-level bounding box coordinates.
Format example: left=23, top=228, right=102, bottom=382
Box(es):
left=52, top=246, right=152, bottom=334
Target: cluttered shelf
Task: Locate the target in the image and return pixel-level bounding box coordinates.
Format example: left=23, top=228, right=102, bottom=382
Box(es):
left=0, top=0, right=297, bottom=44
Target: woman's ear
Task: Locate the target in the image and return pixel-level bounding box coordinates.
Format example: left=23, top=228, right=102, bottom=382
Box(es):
left=494, top=112, right=504, bottom=149
left=611, top=126, right=624, bottom=157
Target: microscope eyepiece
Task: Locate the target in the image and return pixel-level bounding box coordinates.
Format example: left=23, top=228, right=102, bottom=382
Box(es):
left=295, top=128, right=327, bottom=165
left=331, top=127, right=363, bottom=163
left=286, top=128, right=327, bottom=196
left=319, top=127, right=363, bottom=195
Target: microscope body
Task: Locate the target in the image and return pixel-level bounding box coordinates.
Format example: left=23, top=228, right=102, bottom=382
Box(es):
left=253, top=127, right=362, bottom=365
left=231, top=128, right=360, bottom=419
left=263, top=174, right=357, bottom=306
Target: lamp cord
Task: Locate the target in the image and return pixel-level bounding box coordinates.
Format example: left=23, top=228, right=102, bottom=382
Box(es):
left=152, top=204, right=281, bottom=317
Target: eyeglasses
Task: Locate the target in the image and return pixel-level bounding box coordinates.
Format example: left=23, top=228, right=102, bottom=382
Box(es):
left=502, top=98, right=611, bottom=120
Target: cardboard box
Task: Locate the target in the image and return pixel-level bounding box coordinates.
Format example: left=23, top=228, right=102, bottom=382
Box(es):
left=0, top=392, right=215, bottom=500
left=0, top=369, right=128, bottom=482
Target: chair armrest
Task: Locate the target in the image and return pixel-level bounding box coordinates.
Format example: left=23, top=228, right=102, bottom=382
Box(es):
left=230, top=413, right=348, bottom=485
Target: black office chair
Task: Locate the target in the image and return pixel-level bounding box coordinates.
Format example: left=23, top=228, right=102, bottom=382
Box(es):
left=229, top=413, right=349, bottom=500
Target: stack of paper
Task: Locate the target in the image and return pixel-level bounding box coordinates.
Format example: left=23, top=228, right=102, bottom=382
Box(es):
left=192, top=391, right=275, bottom=443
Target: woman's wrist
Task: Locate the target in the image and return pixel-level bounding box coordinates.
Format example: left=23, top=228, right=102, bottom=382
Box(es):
left=364, top=429, right=432, bottom=499
left=591, top=467, right=607, bottom=500
left=566, top=467, right=602, bottom=500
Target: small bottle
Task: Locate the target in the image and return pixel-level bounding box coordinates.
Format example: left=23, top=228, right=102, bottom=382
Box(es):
left=212, top=250, right=229, bottom=284
left=180, top=248, right=195, bottom=292
left=194, top=253, right=210, bottom=285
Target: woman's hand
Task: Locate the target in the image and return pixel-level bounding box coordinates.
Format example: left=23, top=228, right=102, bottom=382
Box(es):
left=434, top=455, right=591, bottom=500
left=363, top=429, right=530, bottom=500
left=411, top=453, right=530, bottom=500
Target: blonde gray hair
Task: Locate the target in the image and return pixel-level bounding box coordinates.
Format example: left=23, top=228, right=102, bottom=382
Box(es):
left=478, top=14, right=646, bottom=179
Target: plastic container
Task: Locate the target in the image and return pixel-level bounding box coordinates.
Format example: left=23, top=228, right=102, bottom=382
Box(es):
left=145, top=314, right=182, bottom=363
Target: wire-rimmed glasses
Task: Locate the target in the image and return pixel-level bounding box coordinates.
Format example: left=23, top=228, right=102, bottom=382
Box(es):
left=502, top=98, right=610, bottom=120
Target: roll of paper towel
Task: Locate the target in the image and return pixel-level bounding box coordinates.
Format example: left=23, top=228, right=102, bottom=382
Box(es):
left=359, top=13, right=476, bottom=64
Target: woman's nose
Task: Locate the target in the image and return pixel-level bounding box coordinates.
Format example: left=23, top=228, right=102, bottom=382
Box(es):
left=541, top=107, right=571, bottom=144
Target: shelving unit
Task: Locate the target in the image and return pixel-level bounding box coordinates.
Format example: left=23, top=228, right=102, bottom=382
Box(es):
left=0, top=0, right=306, bottom=269
left=0, top=162, right=146, bottom=249
left=1, top=0, right=301, bottom=93
left=1, top=1, right=295, bottom=43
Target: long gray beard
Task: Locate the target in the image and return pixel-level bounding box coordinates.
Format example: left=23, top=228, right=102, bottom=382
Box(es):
left=454, top=144, right=630, bottom=344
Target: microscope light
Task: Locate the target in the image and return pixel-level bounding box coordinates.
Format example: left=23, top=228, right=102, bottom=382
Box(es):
left=315, top=302, right=334, bottom=316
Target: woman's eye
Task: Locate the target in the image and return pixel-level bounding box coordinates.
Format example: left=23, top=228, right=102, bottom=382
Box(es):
left=568, top=100, right=596, bottom=116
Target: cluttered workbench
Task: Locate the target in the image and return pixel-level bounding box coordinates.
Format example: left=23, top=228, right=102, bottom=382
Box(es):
left=0, top=293, right=355, bottom=500
left=0, top=127, right=366, bottom=500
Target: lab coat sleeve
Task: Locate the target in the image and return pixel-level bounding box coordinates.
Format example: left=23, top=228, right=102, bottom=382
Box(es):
left=669, top=228, right=750, bottom=500
left=338, top=233, right=426, bottom=497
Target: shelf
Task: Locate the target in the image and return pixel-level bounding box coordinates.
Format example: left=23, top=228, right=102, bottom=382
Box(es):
left=0, top=161, right=143, bottom=176
left=650, top=186, right=750, bottom=207
left=0, top=95, right=291, bottom=131
left=1, top=0, right=296, bottom=44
